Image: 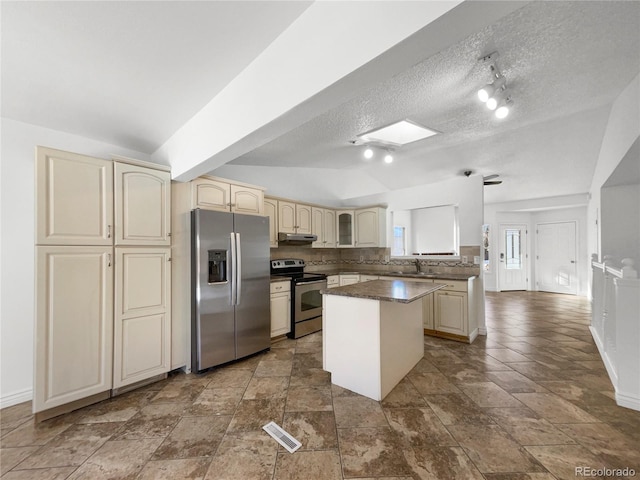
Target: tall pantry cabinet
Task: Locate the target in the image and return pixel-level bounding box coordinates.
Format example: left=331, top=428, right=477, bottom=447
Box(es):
left=34, top=147, right=171, bottom=420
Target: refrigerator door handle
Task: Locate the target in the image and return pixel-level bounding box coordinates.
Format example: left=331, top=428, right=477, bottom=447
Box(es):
left=230, top=232, right=237, bottom=305
left=235, top=232, right=242, bottom=305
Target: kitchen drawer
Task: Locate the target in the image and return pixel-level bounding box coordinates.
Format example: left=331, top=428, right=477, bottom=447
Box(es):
left=360, top=275, right=379, bottom=282
left=270, top=281, right=290, bottom=294
left=438, top=280, right=468, bottom=292
left=326, top=275, right=340, bottom=288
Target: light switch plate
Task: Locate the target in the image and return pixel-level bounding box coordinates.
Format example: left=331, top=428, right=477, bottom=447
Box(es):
left=474, top=256, right=481, bottom=264
left=462, top=256, right=468, bottom=263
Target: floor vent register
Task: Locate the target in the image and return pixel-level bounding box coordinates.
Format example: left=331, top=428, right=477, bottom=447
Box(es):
left=262, top=421, right=302, bottom=453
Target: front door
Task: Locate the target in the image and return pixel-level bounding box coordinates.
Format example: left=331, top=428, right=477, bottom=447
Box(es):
left=536, top=222, right=578, bottom=294
left=499, top=224, right=528, bottom=291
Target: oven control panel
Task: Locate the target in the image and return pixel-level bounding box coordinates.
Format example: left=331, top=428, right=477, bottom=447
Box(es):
left=271, top=258, right=305, bottom=269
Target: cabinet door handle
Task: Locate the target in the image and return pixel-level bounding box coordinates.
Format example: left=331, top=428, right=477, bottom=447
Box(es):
left=167, top=232, right=172, bottom=237
left=107, top=254, right=112, bottom=267
left=107, top=225, right=112, bottom=238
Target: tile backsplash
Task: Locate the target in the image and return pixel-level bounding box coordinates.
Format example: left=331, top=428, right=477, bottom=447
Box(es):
left=271, top=245, right=481, bottom=276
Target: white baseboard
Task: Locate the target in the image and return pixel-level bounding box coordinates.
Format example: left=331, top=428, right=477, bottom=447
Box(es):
left=469, top=328, right=479, bottom=343
left=616, top=391, right=640, bottom=412
left=0, top=388, right=32, bottom=409
left=478, top=327, right=487, bottom=335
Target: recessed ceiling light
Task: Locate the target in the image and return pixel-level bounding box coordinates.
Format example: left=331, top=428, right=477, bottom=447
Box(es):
left=357, top=120, right=438, bottom=147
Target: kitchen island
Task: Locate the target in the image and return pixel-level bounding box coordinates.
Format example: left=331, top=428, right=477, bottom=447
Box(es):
left=322, top=279, right=445, bottom=401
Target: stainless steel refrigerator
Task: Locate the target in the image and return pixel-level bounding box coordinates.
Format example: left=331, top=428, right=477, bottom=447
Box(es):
left=191, top=209, right=270, bottom=372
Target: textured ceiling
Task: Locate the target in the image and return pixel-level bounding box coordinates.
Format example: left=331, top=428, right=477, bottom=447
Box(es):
left=228, top=1, right=640, bottom=204
left=2, top=1, right=638, bottom=206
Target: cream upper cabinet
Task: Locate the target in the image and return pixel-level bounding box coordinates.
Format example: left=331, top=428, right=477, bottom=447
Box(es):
left=114, top=162, right=171, bottom=246
left=337, top=210, right=355, bottom=248
left=312, top=207, right=324, bottom=247
left=231, top=184, right=264, bottom=215
left=278, top=201, right=312, bottom=234
left=113, top=248, right=171, bottom=389
left=312, top=208, right=337, bottom=248
left=264, top=198, right=278, bottom=248
left=324, top=209, right=337, bottom=248
left=191, top=176, right=264, bottom=215
left=36, top=147, right=113, bottom=246
left=296, top=204, right=312, bottom=234
left=278, top=201, right=297, bottom=233
left=355, top=207, right=386, bottom=248
left=191, top=177, right=230, bottom=212
left=34, top=246, right=114, bottom=414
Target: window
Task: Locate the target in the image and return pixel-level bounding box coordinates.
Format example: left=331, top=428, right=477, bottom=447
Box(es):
left=391, top=226, right=406, bottom=256
left=505, top=228, right=522, bottom=270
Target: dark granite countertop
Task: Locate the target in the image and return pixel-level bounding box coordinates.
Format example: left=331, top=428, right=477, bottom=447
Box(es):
left=312, top=269, right=475, bottom=281
left=321, top=279, right=446, bottom=304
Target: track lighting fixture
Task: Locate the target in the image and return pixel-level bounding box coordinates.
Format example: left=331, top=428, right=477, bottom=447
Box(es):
left=478, top=51, right=513, bottom=119
left=356, top=144, right=395, bottom=164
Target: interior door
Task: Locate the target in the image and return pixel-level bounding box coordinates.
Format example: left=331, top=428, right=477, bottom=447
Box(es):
left=499, top=224, right=528, bottom=291
left=536, top=222, right=578, bottom=294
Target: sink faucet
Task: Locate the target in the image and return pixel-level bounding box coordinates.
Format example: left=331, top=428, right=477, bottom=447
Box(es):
left=415, top=258, right=422, bottom=273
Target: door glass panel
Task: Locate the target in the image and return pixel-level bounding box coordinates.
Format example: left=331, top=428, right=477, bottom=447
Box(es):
left=505, top=229, right=522, bottom=270
left=301, top=289, right=322, bottom=311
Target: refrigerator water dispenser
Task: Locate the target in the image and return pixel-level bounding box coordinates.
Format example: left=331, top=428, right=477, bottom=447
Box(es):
left=208, top=250, right=228, bottom=284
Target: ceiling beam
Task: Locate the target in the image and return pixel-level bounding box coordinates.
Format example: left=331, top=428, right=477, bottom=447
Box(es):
left=155, top=1, right=528, bottom=182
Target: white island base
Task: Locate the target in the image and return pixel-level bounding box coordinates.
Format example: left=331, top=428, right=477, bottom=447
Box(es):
left=322, top=295, right=424, bottom=401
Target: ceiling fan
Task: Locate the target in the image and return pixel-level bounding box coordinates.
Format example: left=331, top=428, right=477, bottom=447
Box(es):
left=462, top=170, right=503, bottom=186
left=483, top=174, right=502, bottom=186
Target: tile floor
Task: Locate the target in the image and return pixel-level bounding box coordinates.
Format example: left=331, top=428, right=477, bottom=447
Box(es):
left=2, top=291, right=640, bottom=479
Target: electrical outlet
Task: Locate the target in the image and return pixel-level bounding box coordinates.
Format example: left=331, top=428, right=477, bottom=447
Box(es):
left=384, top=255, right=390, bottom=263
left=359, top=255, right=364, bottom=262
left=462, top=256, right=468, bottom=264
left=473, top=256, right=481, bottom=265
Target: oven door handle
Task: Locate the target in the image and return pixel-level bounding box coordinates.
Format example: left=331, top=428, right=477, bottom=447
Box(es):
left=296, top=279, right=327, bottom=286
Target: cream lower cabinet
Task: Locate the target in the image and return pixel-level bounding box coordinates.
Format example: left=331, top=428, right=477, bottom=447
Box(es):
left=35, top=246, right=114, bottom=415
left=113, top=248, right=171, bottom=389
left=423, top=293, right=434, bottom=330
left=340, top=274, right=360, bottom=286
left=434, top=290, right=467, bottom=336
left=270, top=281, right=291, bottom=337
left=327, top=275, right=340, bottom=288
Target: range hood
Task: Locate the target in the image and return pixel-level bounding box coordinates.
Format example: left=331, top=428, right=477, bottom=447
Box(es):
left=278, top=232, right=317, bottom=245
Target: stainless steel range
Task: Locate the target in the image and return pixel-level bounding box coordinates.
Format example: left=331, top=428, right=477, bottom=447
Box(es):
left=270, top=259, right=327, bottom=338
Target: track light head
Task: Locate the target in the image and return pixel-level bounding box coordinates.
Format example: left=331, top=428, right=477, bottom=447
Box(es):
left=478, top=76, right=505, bottom=103
left=495, top=98, right=513, bottom=119
left=363, top=147, right=374, bottom=159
